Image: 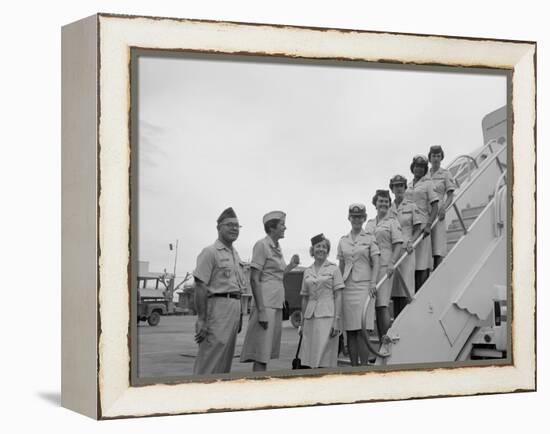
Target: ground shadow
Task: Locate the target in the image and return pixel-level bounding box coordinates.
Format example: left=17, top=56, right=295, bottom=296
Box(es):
left=37, top=391, right=61, bottom=406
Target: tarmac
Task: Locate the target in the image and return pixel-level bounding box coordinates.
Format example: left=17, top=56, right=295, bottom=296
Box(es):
left=137, top=314, right=350, bottom=378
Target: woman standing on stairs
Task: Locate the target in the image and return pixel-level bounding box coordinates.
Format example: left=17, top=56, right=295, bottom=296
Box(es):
left=337, top=204, right=381, bottom=366
left=427, top=145, right=457, bottom=270
left=389, top=175, right=423, bottom=318
left=405, top=155, right=439, bottom=292
left=365, top=190, right=403, bottom=340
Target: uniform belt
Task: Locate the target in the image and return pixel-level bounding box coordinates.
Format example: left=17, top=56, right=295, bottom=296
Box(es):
left=209, top=292, right=241, bottom=299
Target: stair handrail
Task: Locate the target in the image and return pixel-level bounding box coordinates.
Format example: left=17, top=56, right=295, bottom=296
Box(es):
left=443, top=144, right=506, bottom=230
left=361, top=142, right=507, bottom=358
left=448, top=155, right=478, bottom=187
left=447, top=138, right=501, bottom=187
left=493, top=171, right=507, bottom=237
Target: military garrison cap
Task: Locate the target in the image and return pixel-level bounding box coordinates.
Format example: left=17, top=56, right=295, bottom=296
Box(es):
left=263, top=210, right=286, bottom=224
left=217, top=207, right=237, bottom=224
left=428, top=145, right=445, bottom=160
left=310, top=233, right=326, bottom=246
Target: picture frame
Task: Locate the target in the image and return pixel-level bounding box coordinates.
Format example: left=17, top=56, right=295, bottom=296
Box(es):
left=61, top=13, right=536, bottom=419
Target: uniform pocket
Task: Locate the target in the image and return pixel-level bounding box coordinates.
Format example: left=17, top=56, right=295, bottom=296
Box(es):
left=219, top=266, right=232, bottom=278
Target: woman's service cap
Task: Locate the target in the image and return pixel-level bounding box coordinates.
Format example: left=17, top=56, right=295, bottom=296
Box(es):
left=429, top=145, right=444, bottom=155
left=262, top=210, right=286, bottom=224
left=348, top=203, right=367, bottom=216
left=389, top=174, right=407, bottom=186
left=412, top=154, right=429, bottom=165
left=310, top=233, right=326, bottom=246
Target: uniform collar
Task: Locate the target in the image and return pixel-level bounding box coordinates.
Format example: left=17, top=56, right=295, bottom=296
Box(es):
left=392, top=198, right=410, bottom=211
left=375, top=214, right=392, bottom=225
left=390, top=202, right=399, bottom=215
left=429, top=167, right=444, bottom=176
left=310, top=259, right=331, bottom=271
left=264, top=235, right=279, bottom=248
left=215, top=239, right=232, bottom=251
left=411, top=175, right=428, bottom=186
left=346, top=229, right=367, bottom=239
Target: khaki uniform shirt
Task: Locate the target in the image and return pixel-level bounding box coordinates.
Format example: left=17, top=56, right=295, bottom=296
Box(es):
left=405, top=175, right=439, bottom=224
left=390, top=199, right=423, bottom=242
left=300, top=261, right=344, bottom=319
left=365, top=216, right=404, bottom=266
left=337, top=230, right=380, bottom=283
left=250, top=236, right=287, bottom=309
left=427, top=167, right=457, bottom=210
left=193, top=239, right=247, bottom=294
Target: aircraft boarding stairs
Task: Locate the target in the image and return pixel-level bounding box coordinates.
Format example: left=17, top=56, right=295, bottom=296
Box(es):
left=363, top=138, right=508, bottom=365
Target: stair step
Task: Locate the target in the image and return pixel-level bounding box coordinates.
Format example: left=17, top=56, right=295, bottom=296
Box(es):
left=458, top=205, right=486, bottom=219
left=447, top=215, right=477, bottom=232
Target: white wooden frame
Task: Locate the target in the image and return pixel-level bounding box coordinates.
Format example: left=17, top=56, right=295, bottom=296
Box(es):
left=61, top=13, right=536, bottom=419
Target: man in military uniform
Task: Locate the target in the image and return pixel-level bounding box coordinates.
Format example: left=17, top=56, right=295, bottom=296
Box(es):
left=192, top=207, right=247, bottom=375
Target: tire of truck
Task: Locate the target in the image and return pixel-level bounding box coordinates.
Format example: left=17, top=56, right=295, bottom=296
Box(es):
left=148, top=311, right=161, bottom=326
left=290, top=310, right=302, bottom=328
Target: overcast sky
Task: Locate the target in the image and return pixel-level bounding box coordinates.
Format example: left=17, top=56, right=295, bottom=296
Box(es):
left=136, top=53, right=506, bottom=280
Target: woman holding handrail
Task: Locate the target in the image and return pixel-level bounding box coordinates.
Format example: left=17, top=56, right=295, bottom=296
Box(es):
left=337, top=204, right=380, bottom=366
left=427, top=145, right=457, bottom=270
left=405, top=155, right=439, bottom=292
left=389, top=175, right=423, bottom=318
left=365, top=190, right=403, bottom=339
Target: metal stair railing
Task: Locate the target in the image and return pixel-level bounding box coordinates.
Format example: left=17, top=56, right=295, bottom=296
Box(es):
left=493, top=171, right=507, bottom=237
left=361, top=142, right=507, bottom=358
left=448, top=138, right=504, bottom=187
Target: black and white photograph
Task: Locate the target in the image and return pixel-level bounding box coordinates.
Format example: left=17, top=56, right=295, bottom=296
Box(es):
left=132, top=52, right=510, bottom=381
left=2, top=0, right=540, bottom=427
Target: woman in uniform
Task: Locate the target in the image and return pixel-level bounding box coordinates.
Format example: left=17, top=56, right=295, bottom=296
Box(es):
left=427, top=145, right=457, bottom=270
left=405, top=155, right=439, bottom=291
left=240, top=211, right=300, bottom=372
left=337, top=204, right=380, bottom=366
left=365, top=190, right=403, bottom=339
left=388, top=175, right=423, bottom=318
left=299, top=234, right=345, bottom=368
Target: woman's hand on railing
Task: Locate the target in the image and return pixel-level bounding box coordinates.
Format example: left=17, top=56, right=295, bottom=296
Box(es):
left=368, top=282, right=377, bottom=298
left=387, top=263, right=395, bottom=277
left=406, top=239, right=413, bottom=254
left=422, top=223, right=432, bottom=236
left=438, top=208, right=446, bottom=221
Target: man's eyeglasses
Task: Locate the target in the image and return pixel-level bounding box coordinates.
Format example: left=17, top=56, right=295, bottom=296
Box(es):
left=222, top=223, right=242, bottom=229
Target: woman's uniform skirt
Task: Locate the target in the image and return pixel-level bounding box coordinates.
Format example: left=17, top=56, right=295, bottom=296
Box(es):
left=415, top=234, right=432, bottom=270
left=342, top=281, right=375, bottom=331
left=431, top=218, right=448, bottom=257
left=299, top=316, right=339, bottom=368
left=240, top=307, right=282, bottom=364
left=375, top=265, right=393, bottom=307
left=392, top=250, right=416, bottom=299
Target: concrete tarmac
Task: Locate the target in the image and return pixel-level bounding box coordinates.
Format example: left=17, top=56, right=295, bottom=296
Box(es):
left=137, top=314, right=349, bottom=378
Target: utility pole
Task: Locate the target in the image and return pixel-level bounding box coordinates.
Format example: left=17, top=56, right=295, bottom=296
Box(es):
left=173, top=239, right=179, bottom=284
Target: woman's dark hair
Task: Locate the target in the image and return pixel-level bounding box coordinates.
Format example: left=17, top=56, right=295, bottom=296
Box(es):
left=372, top=189, right=392, bottom=207
left=410, top=155, right=429, bottom=176
left=264, top=218, right=281, bottom=234
left=428, top=145, right=445, bottom=162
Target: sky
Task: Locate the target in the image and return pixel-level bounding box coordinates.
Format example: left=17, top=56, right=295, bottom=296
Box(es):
left=136, top=53, right=507, bottom=281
